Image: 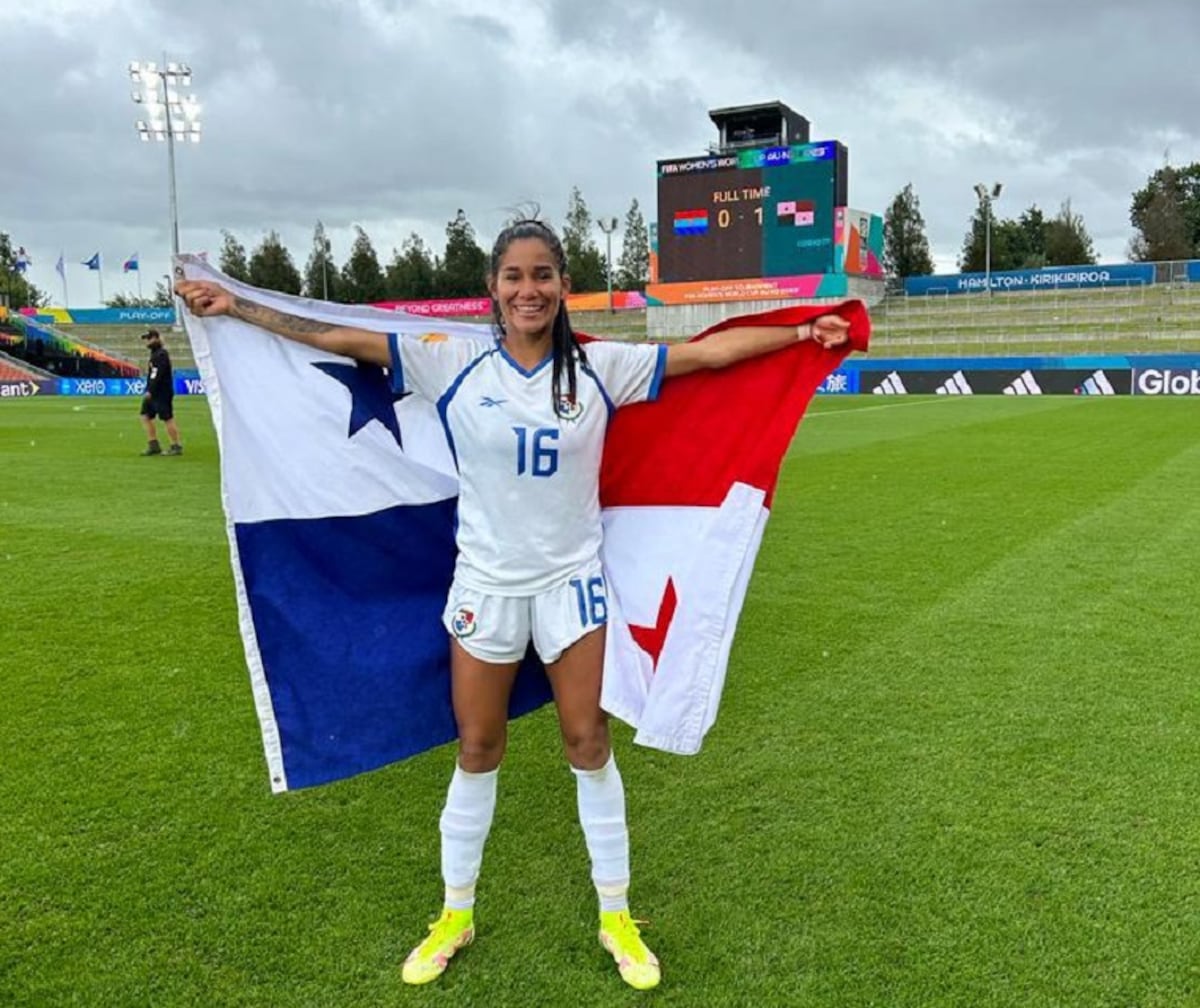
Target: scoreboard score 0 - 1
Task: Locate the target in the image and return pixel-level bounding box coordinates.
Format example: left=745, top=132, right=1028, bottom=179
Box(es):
left=655, top=141, right=848, bottom=283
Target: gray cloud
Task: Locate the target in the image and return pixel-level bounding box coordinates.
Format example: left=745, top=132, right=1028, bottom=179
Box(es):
left=4, top=0, right=1197, bottom=302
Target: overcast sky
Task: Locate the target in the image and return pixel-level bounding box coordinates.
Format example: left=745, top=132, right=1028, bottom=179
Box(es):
left=5, top=0, right=1198, bottom=306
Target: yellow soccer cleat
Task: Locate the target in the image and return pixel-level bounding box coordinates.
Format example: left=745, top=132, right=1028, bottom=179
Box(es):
left=598, top=910, right=661, bottom=990
left=401, top=907, right=475, bottom=985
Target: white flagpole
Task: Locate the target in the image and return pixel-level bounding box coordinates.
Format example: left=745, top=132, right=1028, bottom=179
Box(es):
left=60, top=255, right=69, bottom=309
left=98, top=255, right=104, bottom=305
left=137, top=265, right=143, bottom=302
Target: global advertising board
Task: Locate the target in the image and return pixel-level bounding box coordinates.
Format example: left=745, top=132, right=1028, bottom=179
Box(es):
left=1131, top=367, right=1200, bottom=395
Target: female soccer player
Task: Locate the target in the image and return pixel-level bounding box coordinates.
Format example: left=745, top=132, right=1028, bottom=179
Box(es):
left=176, top=218, right=850, bottom=991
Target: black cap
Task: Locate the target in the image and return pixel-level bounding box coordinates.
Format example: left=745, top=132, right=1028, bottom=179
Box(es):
left=140, top=329, right=160, bottom=340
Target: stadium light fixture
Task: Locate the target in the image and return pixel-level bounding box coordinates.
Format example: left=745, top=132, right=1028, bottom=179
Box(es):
left=129, top=58, right=202, bottom=265
left=596, top=216, right=619, bottom=314
left=974, top=182, right=1003, bottom=296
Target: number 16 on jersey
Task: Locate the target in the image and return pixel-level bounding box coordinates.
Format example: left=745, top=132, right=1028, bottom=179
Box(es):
left=513, top=426, right=559, bottom=477
left=570, top=576, right=607, bottom=628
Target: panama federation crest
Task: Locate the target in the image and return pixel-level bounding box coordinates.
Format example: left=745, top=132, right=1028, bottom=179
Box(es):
left=555, top=395, right=584, bottom=421
left=450, top=606, right=478, bottom=638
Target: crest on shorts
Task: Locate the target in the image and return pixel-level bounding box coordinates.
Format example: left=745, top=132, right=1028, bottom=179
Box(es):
left=450, top=606, right=478, bottom=638
left=555, top=395, right=584, bottom=421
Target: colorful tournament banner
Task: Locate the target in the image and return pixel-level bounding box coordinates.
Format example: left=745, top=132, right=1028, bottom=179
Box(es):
left=834, top=208, right=884, bottom=277
left=19, top=306, right=178, bottom=325
left=646, top=273, right=848, bottom=305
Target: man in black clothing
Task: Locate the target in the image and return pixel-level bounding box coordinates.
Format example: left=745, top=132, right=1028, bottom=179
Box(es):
left=139, top=329, right=182, bottom=456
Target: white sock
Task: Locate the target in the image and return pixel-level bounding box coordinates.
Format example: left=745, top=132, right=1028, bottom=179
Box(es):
left=572, top=753, right=630, bottom=913
left=439, top=764, right=498, bottom=910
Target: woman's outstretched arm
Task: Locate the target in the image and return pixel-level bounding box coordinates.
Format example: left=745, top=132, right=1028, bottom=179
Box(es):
left=664, top=313, right=851, bottom=378
left=175, top=279, right=390, bottom=366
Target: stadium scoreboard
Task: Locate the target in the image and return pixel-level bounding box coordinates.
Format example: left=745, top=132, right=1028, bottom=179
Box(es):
left=655, top=140, right=849, bottom=283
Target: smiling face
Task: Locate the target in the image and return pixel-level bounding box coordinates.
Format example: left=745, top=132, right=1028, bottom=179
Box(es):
left=488, top=236, right=570, bottom=343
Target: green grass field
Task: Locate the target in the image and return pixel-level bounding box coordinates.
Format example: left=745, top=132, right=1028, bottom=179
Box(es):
left=2, top=394, right=1199, bottom=1008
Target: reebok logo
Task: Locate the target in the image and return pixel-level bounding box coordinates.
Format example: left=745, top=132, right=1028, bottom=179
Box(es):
left=872, top=371, right=907, bottom=395
left=936, top=371, right=973, bottom=395
left=1003, top=370, right=1042, bottom=395
left=479, top=396, right=506, bottom=407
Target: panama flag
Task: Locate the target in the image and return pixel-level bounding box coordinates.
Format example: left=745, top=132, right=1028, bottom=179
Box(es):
left=123, top=253, right=139, bottom=272
left=175, top=254, right=868, bottom=791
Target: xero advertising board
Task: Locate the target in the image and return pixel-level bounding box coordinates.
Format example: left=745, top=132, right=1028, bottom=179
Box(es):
left=656, top=141, right=848, bottom=283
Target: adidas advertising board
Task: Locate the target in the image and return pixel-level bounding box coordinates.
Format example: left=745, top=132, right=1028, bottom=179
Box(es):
left=1003, top=370, right=1042, bottom=395
left=870, top=371, right=907, bottom=395
left=859, top=369, right=1129, bottom=395
left=935, top=371, right=973, bottom=395
left=1132, top=368, right=1200, bottom=396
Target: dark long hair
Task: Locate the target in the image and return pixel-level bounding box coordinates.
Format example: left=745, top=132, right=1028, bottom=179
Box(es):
left=488, top=218, right=586, bottom=412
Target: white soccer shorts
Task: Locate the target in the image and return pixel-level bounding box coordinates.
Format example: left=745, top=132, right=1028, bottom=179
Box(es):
left=441, top=559, right=608, bottom=664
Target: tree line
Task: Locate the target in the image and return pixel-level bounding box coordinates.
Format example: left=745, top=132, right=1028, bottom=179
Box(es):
left=883, top=161, right=1200, bottom=277
left=7, top=165, right=1200, bottom=309
left=206, top=190, right=650, bottom=305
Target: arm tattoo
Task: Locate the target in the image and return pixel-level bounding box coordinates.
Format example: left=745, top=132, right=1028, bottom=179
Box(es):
left=232, top=296, right=337, bottom=341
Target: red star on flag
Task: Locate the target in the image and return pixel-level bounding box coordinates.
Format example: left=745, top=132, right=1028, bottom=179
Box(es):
left=628, top=577, right=677, bottom=672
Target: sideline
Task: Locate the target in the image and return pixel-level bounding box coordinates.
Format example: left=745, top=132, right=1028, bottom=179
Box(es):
left=806, top=397, right=959, bottom=418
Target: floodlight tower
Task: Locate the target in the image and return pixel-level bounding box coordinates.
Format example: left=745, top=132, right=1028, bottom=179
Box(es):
left=973, top=182, right=1003, bottom=295
left=129, top=59, right=202, bottom=264
left=596, top=216, right=619, bottom=313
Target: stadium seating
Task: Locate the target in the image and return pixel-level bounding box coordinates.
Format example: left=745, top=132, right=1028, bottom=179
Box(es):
left=871, top=282, right=1200, bottom=356
left=74, top=325, right=197, bottom=371
left=0, top=358, right=41, bottom=381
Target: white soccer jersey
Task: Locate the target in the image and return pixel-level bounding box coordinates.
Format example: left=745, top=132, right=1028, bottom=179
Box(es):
left=388, top=332, right=667, bottom=594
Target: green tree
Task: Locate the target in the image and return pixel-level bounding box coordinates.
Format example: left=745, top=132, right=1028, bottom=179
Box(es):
left=386, top=233, right=437, bottom=300
left=1044, top=200, right=1096, bottom=266
left=1014, top=205, right=1048, bottom=268
left=338, top=225, right=386, bottom=304
left=959, top=204, right=990, bottom=273
left=1, top=234, right=48, bottom=308
left=218, top=229, right=250, bottom=282
left=882, top=183, right=934, bottom=278
left=105, top=293, right=156, bottom=308
left=150, top=279, right=174, bottom=307
left=561, top=187, right=606, bottom=292
left=248, top=231, right=302, bottom=294
left=436, top=210, right=487, bottom=298
left=615, top=198, right=650, bottom=290
left=303, top=221, right=339, bottom=301
left=959, top=202, right=1024, bottom=273
left=1129, top=164, right=1197, bottom=261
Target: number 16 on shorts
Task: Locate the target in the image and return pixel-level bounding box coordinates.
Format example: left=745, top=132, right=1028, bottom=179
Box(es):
left=570, top=575, right=607, bottom=629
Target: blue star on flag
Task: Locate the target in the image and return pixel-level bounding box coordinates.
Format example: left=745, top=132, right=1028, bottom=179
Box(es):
left=312, top=361, right=410, bottom=448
